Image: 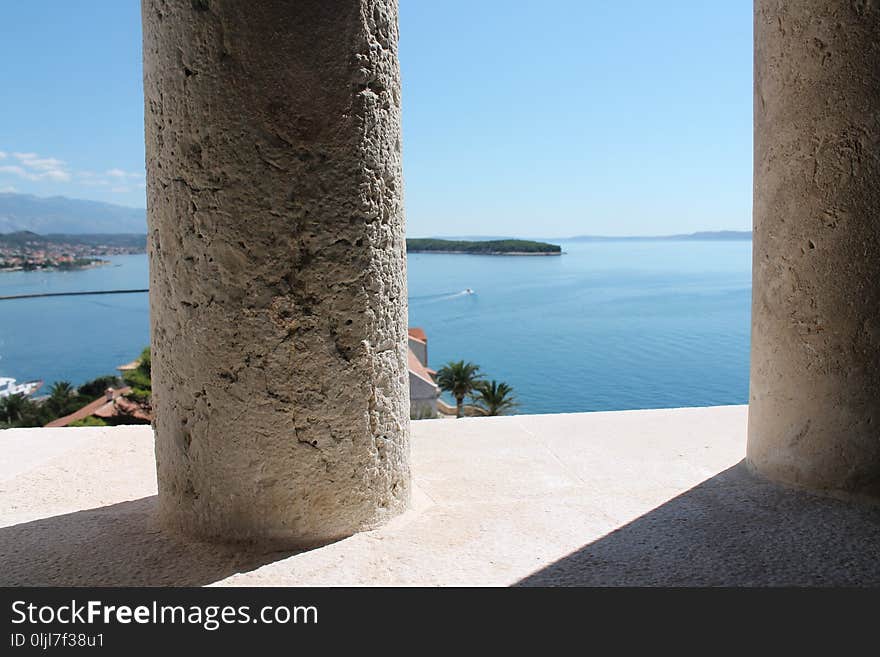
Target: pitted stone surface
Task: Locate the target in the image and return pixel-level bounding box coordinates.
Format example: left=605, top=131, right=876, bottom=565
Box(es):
left=141, top=0, right=409, bottom=544
left=749, top=0, right=880, bottom=500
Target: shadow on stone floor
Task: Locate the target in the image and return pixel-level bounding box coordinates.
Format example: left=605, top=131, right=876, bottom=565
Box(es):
left=6, top=462, right=880, bottom=587
left=0, top=496, right=300, bottom=586
left=516, top=461, right=880, bottom=587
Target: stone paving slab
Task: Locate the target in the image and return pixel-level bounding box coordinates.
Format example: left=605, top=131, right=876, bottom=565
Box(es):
left=2, top=406, right=878, bottom=586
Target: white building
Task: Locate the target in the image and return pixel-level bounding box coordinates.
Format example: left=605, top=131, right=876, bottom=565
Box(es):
left=408, top=328, right=440, bottom=419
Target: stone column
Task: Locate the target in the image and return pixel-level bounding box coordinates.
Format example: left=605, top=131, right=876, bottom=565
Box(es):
left=749, top=0, right=880, bottom=501
left=142, top=0, right=410, bottom=544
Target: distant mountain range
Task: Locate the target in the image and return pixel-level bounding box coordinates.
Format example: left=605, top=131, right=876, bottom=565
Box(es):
left=429, top=231, right=752, bottom=241
left=563, top=230, right=751, bottom=241
left=0, top=231, right=146, bottom=250
left=0, top=193, right=146, bottom=234
left=0, top=192, right=751, bottom=242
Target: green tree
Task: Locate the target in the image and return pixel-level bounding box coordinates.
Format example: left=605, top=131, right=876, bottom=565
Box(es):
left=0, top=393, right=27, bottom=426
left=46, top=381, right=76, bottom=416
left=78, top=375, right=122, bottom=399
left=0, top=393, right=51, bottom=428
left=69, top=415, right=109, bottom=427
left=48, top=380, right=74, bottom=398
left=122, top=347, right=152, bottom=404
left=137, top=347, right=151, bottom=377
left=471, top=380, right=518, bottom=416
left=436, top=360, right=482, bottom=418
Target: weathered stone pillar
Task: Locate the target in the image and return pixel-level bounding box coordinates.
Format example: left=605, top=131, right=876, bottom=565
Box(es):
left=142, top=0, right=410, bottom=544
left=749, top=1, right=880, bottom=501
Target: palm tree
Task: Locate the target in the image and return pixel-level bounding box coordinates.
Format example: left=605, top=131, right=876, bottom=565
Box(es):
left=49, top=381, right=74, bottom=399
left=47, top=380, right=74, bottom=415
left=436, top=360, right=482, bottom=418
left=471, top=380, right=518, bottom=416
left=0, top=393, right=27, bottom=425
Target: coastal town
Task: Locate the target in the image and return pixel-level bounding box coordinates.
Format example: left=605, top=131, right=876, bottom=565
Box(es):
left=0, top=251, right=108, bottom=272
left=0, top=230, right=145, bottom=271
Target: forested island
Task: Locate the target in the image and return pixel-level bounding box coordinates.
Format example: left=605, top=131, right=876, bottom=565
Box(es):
left=406, top=238, right=562, bottom=255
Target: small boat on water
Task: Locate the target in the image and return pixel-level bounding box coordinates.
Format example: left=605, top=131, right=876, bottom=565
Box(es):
left=0, top=377, right=43, bottom=399
left=464, top=288, right=475, bottom=295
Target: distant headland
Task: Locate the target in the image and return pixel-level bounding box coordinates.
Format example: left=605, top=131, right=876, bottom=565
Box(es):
left=406, top=238, right=562, bottom=256
left=563, top=230, right=751, bottom=242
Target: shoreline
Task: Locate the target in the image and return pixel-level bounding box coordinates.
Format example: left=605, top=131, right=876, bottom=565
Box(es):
left=407, top=250, right=562, bottom=256
left=0, top=259, right=113, bottom=273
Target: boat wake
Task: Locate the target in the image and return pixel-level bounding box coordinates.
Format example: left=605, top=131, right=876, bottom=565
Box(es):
left=409, top=289, right=476, bottom=304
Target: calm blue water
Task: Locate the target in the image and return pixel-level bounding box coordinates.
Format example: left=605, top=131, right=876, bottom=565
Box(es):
left=0, top=241, right=752, bottom=414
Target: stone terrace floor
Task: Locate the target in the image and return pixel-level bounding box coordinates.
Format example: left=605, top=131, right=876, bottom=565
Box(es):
left=2, top=405, right=880, bottom=586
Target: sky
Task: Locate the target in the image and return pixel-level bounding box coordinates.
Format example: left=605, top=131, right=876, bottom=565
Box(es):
left=0, top=1, right=752, bottom=237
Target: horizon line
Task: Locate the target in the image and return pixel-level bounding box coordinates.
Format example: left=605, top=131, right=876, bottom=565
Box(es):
left=1, top=192, right=751, bottom=240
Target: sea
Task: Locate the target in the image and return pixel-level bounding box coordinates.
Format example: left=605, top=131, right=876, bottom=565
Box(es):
left=0, top=240, right=752, bottom=414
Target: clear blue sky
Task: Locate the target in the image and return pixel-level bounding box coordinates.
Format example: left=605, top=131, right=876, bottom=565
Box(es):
left=0, top=1, right=752, bottom=237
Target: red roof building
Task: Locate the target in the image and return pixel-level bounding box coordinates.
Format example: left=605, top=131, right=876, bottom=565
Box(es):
left=408, top=327, right=440, bottom=419
left=45, top=388, right=152, bottom=427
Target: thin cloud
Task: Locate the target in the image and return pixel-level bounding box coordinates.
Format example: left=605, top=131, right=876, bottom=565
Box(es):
left=0, top=148, right=144, bottom=190
left=0, top=164, right=69, bottom=182
left=33, top=158, right=64, bottom=169
left=77, top=171, right=111, bottom=186
left=42, top=170, right=71, bottom=182
left=107, top=168, right=144, bottom=179
left=0, top=151, right=71, bottom=182
left=78, top=169, right=143, bottom=187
